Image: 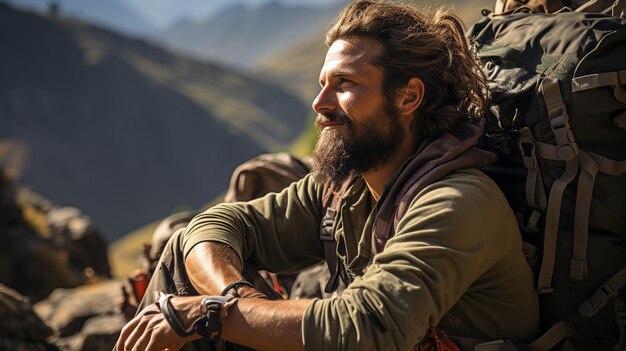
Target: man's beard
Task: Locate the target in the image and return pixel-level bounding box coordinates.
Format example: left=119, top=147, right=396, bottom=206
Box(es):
left=311, top=102, right=405, bottom=185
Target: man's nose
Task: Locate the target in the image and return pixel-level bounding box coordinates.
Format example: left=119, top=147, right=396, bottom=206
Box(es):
left=312, top=86, right=336, bottom=114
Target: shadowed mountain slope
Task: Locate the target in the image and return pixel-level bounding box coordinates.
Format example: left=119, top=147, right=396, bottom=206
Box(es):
left=0, top=4, right=309, bottom=240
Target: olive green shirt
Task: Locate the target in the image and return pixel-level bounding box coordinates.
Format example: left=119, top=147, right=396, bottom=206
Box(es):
left=181, top=169, right=539, bottom=350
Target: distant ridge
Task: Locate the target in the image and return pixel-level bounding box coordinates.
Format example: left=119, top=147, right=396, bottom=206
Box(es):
left=159, top=2, right=344, bottom=68
left=0, top=3, right=309, bottom=240
left=6, top=0, right=157, bottom=36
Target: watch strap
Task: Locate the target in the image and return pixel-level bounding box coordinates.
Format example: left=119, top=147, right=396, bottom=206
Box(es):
left=155, top=292, right=233, bottom=342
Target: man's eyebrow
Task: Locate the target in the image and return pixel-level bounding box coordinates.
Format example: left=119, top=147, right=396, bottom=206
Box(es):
left=319, top=69, right=359, bottom=86
left=332, top=70, right=357, bottom=77
left=321, top=71, right=356, bottom=83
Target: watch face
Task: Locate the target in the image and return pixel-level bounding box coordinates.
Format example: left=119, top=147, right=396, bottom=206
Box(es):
left=193, top=317, right=209, bottom=337
left=199, top=296, right=233, bottom=342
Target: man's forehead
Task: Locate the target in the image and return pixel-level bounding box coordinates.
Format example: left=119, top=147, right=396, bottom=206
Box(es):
left=321, top=37, right=384, bottom=73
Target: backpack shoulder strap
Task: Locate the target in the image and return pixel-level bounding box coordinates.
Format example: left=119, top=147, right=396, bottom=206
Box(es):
left=373, top=123, right=497, bottom=254
left=320, top=178, right=353, bottom=293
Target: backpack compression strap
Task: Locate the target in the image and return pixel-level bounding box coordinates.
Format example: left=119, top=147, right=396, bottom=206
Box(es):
left=536, top=78, right=580, bottom=293
left=572, top=151, right=626, bottom=280
left=535, top=78, right=626, bottom=290
left=518, top=127, right=548, bottom=233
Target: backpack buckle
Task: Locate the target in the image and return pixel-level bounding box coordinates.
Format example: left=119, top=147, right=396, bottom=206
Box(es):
left=518, top=127, right=538, bottom=169
left=319, top=208, right=336, bottom=241
left=579, top=281, right=620, bottom=317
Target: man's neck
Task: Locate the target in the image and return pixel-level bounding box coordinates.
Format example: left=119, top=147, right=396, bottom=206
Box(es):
left=362, top=135, right=417, bottom=202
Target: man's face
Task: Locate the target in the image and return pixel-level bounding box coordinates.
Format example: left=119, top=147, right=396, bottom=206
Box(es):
left=311, top=36, right=406, bottom=184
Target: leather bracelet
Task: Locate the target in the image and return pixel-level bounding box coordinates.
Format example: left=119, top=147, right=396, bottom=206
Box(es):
left=220, top=279, right=256, bottom=297
left=156, top=292, right=195, bottom=337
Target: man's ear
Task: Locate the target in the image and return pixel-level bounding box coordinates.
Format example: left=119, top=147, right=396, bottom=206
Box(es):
left=397, top=77, right=424, bottom=117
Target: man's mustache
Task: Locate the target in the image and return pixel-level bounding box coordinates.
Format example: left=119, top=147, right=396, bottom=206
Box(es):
left=315, top=113, right=350, bottom=129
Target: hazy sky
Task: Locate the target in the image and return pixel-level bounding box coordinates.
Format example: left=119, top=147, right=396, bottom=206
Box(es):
left=127, top=0, right=342, bottom=29
left=9, top=0, right=343, bottom=30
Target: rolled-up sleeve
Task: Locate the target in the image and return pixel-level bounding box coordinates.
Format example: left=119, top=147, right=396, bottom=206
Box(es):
left=302, top=174, right=511, bottom=350
left=180, top=174, right=327, bottom=274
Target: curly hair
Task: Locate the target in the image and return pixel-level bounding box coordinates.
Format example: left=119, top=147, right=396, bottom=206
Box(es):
left=326, top=0, right=488, bottom=141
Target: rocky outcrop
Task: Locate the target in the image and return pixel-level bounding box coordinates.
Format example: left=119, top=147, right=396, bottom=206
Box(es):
left=34, top=280, right=126, bottom=351
left=0, top=283, right=57, bottom=350
left=0, top=168, right=110, bottom=302
left=20, top=188, right=111, bottom=281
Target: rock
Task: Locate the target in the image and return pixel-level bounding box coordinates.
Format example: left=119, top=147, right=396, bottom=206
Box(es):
left=52, top=315, right=125, bottom=351
left=35, top=280, right=122, bottom=337
left=0, top=283, right=57, bottom=350
left=0, top=169, right=111, bottom=302
left=81, top=315, right=126, bottom=351
left=21, top=187, right=111, bottom=280
left=35, top=280, right=126, bottom=351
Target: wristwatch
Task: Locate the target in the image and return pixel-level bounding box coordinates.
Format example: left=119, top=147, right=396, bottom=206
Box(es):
left=195, top=296, right=234, bottom=342
left=155, top=292, right=233, bottom=342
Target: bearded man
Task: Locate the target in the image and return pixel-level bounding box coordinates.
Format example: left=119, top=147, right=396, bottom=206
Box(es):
left=116, top=1, right=539, bottom=350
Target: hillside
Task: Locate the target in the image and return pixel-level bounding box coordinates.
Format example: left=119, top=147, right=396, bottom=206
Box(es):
left=0, top=3, right=309, bottom=240
left=159, top=2, right=344, bottom=68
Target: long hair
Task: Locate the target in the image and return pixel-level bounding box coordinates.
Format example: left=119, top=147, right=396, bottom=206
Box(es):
left=326, top=0, right=487, bottom=141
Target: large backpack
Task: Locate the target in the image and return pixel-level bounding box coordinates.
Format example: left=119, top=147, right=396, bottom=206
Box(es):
left=469, top=6, right=626, bottom=350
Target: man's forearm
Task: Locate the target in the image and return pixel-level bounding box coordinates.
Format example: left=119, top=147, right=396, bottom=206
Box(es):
left=185, top=241, right=257, bottom=296
left=185, top=242, right=311, bottom=349
left=221, top=298, right=312, bottom=351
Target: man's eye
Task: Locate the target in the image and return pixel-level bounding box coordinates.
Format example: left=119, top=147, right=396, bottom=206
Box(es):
left=337, top=79, right=353, bottom=91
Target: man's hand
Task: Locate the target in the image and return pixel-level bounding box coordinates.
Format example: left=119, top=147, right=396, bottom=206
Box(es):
left=115, top=295, right=204, bottom=351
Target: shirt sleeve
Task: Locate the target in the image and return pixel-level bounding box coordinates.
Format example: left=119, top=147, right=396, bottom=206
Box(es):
left=180, top=174, right=326, bottom=274
left=302, top=171, right=520, bottom=350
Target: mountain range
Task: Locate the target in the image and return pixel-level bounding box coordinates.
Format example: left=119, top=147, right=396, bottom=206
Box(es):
left=0, top=3, right=309, bottom=240
left=5, top=0, right=156, bottom=36
left=158, top=2, right=344, bottom=68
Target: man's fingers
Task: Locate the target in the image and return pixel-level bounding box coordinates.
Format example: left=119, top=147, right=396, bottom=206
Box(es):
left=122, top=313, right=155, bottom=351
left=116, top=298, right=197, bottom=351
left=115, top=303, right=161, bottom=351
left=116, top=313, right=141, bottom=351
left=133, top=320, right=160, bottom=351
